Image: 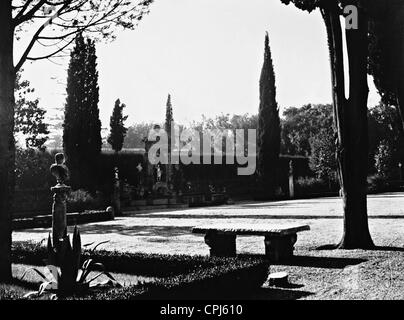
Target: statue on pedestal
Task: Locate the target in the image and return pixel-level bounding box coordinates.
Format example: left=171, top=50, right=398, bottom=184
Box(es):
left=50, top=153, right=70, bottom=186
left=50, top=153, right=71, bottom=247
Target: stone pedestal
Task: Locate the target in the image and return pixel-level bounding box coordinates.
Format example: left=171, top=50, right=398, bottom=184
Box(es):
left=113, top=167, right=121, bottom=216
left=264, top=234, right=297, bottom=262
left=51, top=184, right=71, bottom=247
left=204, top=231, right=236, bottom=257
left=288, top=160, right=295, bottom=199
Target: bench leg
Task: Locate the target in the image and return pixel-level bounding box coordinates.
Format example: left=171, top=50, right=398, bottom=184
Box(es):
left=204, top=231, right=236, bottom=257
left=264, top=234, right=297, bottom=262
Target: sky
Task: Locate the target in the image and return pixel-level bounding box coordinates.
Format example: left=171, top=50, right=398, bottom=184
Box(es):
left=19, top=0, right=380, bottom=134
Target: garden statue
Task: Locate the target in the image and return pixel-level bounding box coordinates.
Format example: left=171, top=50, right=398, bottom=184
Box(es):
left=50, top=153, right=70, bottom=186
left=112, top=167, right=121, bottom=216
left=156, top=164, right=162, bottom=182
left=50, top=153, right=71, bottom=247
left=288, top=160, right=294, bottom=199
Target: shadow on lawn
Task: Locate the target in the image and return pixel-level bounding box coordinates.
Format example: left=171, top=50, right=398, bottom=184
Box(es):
left=171, top=285, right=313, bottom=300
left=127, top=214, right=343, bottom=219
left=272, top=255, right=367, bottom=269
left=238, top=253, right=366, bottom=269
left=246, top=287, right=314, bottom=300
left=21, top=223, right=193, bottom=238
left=373, top=246, right=404, bottom=252
left=317, top=244, right=404, bottom=252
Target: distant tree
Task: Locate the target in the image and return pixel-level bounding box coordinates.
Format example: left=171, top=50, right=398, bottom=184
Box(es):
left=193, top=113, right=258, bottom=131
left=189, top=113, right=257, bottom=155
left=368, top=1, right=404, bottom=130
left=230, top=114, right=258, bottom=131
left=108, top=99, right=128, bottom=153
left=14, top=72, right=49, bottom=149
left=165, top=94, right=174, bottom=151
left=63, top=34, right=86, bottom=189
left=368, top=102, right=404, bottom=172
left=164, top=94, right=174, bottom=183
left=15, top=147, right=54, bottom=190
left=165, top=94, right=174, bottom=131
left=374, top=139, right=395, bottom=179
left=282, top=102, right=402, bottom=176
left=123, top=123, right=155, bottom=149
left=257, top=32, right=281, bottom=197
left=309, top=128, right=337, bottom=183
left=63, top=34, right=102, bottom=191
left=281, top=104, right=333, bottom=156
left=85, top=38, right=102, bottom=164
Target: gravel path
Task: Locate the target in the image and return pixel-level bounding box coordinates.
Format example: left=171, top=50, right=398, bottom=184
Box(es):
left=13, top=193, right=404, bottom=255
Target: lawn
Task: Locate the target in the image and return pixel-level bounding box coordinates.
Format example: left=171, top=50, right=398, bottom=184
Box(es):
left=257, top=248, right=404, bottom=300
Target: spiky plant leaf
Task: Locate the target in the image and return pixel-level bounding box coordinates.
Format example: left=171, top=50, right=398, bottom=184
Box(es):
left=72, top=226, right=82, bottom=271
left=46, top=234, right=57, bottom=266
left=82, top=259, right=93, bottom=271
left=83, top=242, right=95, bottom=247
left=72, top=226, right=81, bottom=253
left=90, top=240, right=110, bottom=252
left=79, top=261, right=105, bottom=283
left=44, top=265, right=60, bottom=284
left=86, top=270, right=118, bottom=285
left=47, top=233, right=53, bottom=250
left=38, top=281, right=55, bottom=295
left=20, top=267, right=49, bottom=282
left=23, top=291, right=40, bottom=299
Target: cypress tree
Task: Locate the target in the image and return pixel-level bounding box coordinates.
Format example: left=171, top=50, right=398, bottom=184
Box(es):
left=63, top=34, right=102, bottom=191
left=107, top=99, right=128, bottom=153
left=257, top=32, right=281, bottom=197
left=165, top=94, right=173, bottom=148
left=84, top=37, right=102, bottom=163
left=165, top=94, right=174, bottom=184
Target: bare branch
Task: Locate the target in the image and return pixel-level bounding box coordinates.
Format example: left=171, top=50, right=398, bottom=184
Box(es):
left=13, top=0, right=154, bottom=71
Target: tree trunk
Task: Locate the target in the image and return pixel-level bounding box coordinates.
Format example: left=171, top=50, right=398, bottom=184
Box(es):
left=0, top=0, right=15, bottom=282
left=321, top=2, right=374, bottom=249
left=392, top=1, right=404, bottom=131
left=341, top=2, right=373, bottom=248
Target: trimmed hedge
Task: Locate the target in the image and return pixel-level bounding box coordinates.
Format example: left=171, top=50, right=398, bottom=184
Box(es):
left=0, top=287, right=23, bottom=300
left=11, top=241, right=269, bottom=300
left=12, top=241, right=260, bottom=277
left=12, top=210, right=112, bottom=231
left=85, top=258, right=268, bottom=300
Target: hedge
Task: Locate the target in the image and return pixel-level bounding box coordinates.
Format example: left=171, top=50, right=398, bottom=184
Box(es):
left=12, top=241, right=246, bottom=277
left=12, top=210, right=112, bottom=231
left=85, top=258, right=269, bottom=300
left=11, top=241, right=269, bottom=300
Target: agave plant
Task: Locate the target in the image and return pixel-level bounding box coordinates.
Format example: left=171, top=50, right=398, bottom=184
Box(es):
left=22, top=226, right=121, bottom=299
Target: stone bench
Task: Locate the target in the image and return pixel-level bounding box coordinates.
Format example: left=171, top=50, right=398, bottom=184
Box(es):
left=192, top=224, right=310, bottom=262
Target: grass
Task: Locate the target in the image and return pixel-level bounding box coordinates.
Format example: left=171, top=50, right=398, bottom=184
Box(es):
left=246, top=248, right=404, bottom=300
left=0, top=283, right=29, bottom=300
